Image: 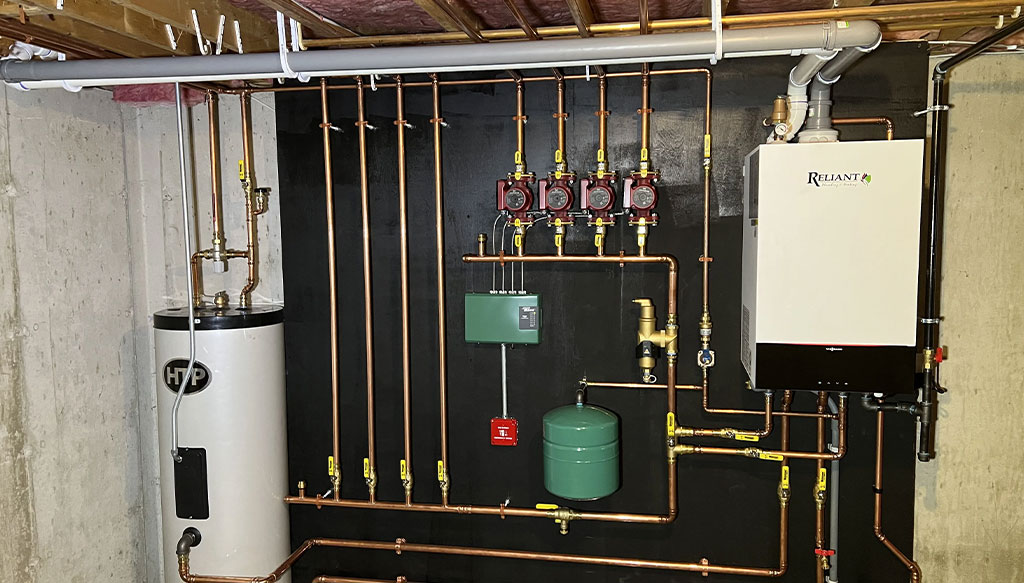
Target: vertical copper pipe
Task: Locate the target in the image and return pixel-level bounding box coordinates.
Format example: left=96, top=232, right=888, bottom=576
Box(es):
left=555, top=77, right=566, bottom=159
left=639, top=0, right=649, bottom=35
left=320, top=80, right=342, bottom=500
left=430, top=74, right=451, bottom=506
left=597, top=74, right=608, bottom=158
left=238, top=92, right=259, bottom=308
left=207, top=91, right=225, bottom=254
left=395, top=76, right=414, bottom=504
left=815, top=392, right=827, bottom=583
left=640, top=64, right=651, bottom=157
left=873, top=409, right=923, bottom=582
left=701, top=71, right=712, bottom=313
left=778, top=390, right=792, bottom=577
left=515, top=79, right=525, bottom=166
left=355, top=78, right=378, bottom=502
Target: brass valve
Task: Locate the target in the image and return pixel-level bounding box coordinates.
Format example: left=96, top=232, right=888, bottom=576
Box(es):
left=633, top=298, right=678, bottom=383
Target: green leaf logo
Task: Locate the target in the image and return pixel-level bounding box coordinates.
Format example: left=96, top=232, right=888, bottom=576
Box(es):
left=862, top=173, right=872, bottom=184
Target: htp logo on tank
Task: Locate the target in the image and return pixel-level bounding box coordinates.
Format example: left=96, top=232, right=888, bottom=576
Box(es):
left=162, top=359, right=212, bottom=394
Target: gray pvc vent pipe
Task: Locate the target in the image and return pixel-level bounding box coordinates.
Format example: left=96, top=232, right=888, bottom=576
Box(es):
left=2, top=21, right=880, bottom=90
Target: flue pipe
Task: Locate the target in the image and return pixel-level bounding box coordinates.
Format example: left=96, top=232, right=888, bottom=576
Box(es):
left=395, top=76, right=415, bottom=504
left=2, top=22, right=881, bottom=89
left=320, top=79, right=342, bottom=499
left=430, top=73, right=451, bottom=505
left=355, top=78, right=379, bottom=501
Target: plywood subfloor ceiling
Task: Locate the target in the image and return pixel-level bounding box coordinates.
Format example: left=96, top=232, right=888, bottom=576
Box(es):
left=1, top=0, right=1021, bottom=59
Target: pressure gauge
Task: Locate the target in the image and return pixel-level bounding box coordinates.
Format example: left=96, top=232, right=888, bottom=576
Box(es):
left=588, top=185, right=613, bottom=210
left=505, top=187, right=528, bottom=212
left=546, top=185, right=571, bottom=211
left=631, top=185, right=656, bottom=210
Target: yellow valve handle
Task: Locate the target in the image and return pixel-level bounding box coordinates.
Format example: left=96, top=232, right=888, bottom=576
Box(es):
left=736, top=434, right=760, bottom=442
left=437, top=460, right=445, bottom=482
left=594, top=233, right=604, bottom=249
left=400, top=459, right=408, bottom=480
left=536, top=503, right=558, bottom=510
left=704, top=134, right=712, bottom=158
left=328, top=456, right=336, bottom=477
left=597, top=149, right=605, bottom=163
left=237, top=159, right=245, bottom=181
left=555, top=234, right=564, bottom=248
left=759, top=452, right=784, bottom=462
left=514, top=218, right=522, bottom=227
left=514, top=234, right=523, bottom=249
left=555, top=218, right=563, bottom=227
left=781, top=466, right=790, bottom=489
left=818, top=467, right=828, bottom=491
left=597, top=170, right=605, bottom=179
left=555, top=170, right=563, bottom=180
left=515, top=150, right=523, bottom=165
left=555, top=149, right=563, bottom=164
left=363, top=458, right=370, bottom=479
left=596, top=218, right=604, bottom=226
left=640, top=147, right=649, bottom=162
left=666, top=412, right=676, bottom=439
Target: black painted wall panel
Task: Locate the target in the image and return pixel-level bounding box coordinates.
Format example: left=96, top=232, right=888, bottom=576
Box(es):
left=276, top=43, right=928, bottom=583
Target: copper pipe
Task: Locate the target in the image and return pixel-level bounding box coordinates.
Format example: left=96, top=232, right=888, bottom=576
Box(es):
left=180, top=532, right=789, bottom=582
left=555, top=76, right=566, bottom=164
left=355, top=78, right=378, bottom=501
left=597, top=74, right=608, bottom=161
left=302, top=1, right=1022, bottom=47
left=588, top=378, right=832, bottom=418
left=700, top=69, right=712, bottom=315
left=238, top=92, right=259, bottom=308
left=676, top=392, right=773, bottom=440
left=514, top=79, right=526, bottom=169
left=639, top=0, right=649, bottom=35
left=207, top=92, right=225, bottom=258
left=430, top=74, right=451, bottom=505
left=284, top=495, right=673, bottom=524
left=833, top=116, right=895, bottom=141
left=815, top=392, right=828, bottom=583
left=873, top=408, right=923, bottom=582
left=676, top=394, right=848, bottom=460
left=394, top=76, right=415, bottom=504
left=700, top=372, right=835, bottom=419
left=190, top=251, right=205, bottom=308
left=320, top=80, right=342, bottom=500
left=315, top=573, right=419, bottom=577
left=639, top=64, right=651, bottom=159
left=236, top=68, right=710, bottom=94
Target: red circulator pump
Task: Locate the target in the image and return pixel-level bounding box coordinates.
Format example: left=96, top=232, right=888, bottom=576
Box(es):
left=497, top=78, right=535, bottom=254
left=622, top=65, right=660, bottom=254
left=539, top=73, right=576, bottom=255
left=580, top=73, right=617, bottom=256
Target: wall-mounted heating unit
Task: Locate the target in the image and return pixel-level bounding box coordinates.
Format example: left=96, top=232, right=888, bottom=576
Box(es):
left=741, top=140, right=924, bottom=393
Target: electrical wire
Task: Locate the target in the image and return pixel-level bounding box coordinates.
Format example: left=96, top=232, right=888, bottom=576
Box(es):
left=170, top=81, right=198, bottom=464
left=491, top=214, right=502, bottom=292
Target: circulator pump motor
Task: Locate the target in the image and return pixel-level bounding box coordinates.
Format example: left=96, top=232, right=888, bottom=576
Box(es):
left=497, top=176, right=536, bottom=223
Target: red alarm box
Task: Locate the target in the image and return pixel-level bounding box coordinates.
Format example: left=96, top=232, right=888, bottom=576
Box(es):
left=490, top=417, right=518, bottom=446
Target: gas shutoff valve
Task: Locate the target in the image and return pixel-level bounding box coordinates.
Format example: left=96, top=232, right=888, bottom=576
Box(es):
left=633, top=298, right=678, bottom=383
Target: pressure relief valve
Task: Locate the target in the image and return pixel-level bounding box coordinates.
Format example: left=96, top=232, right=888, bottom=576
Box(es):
left=633, top=298, right=678, bottom=384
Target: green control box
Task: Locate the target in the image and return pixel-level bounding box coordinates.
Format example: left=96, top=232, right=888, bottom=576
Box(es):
left=464, top=293, right=541, bottom=344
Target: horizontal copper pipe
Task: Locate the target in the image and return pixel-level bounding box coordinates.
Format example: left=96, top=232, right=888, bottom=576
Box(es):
left=585, top=380, right=701, bottom=391
left=231, top=68, right=710, bottom=94
left=315, top=573, right=419, bottom=577
left=677, top=395, right=848, bottom=461
left=677, top=392, right=773, bottom=440
left=302, top=1, right=1020, bottom=47
left=284, top=493, right=671, bottom=524
left=833, top=116, right=895, bottom=140
left=181, top=534, right=787, bottom=581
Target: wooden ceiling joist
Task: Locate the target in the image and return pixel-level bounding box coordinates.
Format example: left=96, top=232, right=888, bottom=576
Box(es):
left=250, top=0, right=359, bottom=38
left=564, top=0, right=595, bottom=37
left=108, top=0, right=276, bottom=53
left=413, top=0, right=485, bottom=41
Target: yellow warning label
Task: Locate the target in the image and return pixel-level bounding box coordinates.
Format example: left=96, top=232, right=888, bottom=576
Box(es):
left=535, top=503, right=558, bottom=510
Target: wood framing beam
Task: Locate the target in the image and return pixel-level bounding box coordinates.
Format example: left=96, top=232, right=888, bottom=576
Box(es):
left=564, top=0, right=595, bottom=36
left=502, top=0, right=539, bottom=39
left=250, top=0, right=358, bottom=38
left=20, top=13, right=168, bottom=56
left=834, top=0, right=878, bottom=6
left=0, top=16, right=119, bottom=58
left=937, top=26, right=976, bottom=41
left=107, top=0, right=276, bottom=52
left=413, top=0, right=485, bottom=40
left=18, top=0, right=196, bottom=54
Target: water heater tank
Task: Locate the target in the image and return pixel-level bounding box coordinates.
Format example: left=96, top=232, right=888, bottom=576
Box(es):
left=543, top=400, right=620, bottom=500
left=154, top=306, right=290, bottom=582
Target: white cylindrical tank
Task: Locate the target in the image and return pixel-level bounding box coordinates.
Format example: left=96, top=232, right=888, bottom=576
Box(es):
left=154, top=306, right=290, bottom=583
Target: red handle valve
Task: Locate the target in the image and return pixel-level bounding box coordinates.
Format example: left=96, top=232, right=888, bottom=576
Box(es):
left=814, top=549, right=836, bottom=557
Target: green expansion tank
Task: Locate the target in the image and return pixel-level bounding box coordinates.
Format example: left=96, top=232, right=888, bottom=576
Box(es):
left=542, top=399, right=620, bottom=501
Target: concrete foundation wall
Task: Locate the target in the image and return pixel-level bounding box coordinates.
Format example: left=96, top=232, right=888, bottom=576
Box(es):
left=0, top=86, right=281, bottom=583
left=913, top=53, right=1024, bottom=582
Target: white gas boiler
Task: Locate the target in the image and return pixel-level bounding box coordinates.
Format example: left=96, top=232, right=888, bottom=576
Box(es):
left=741, top=140, right=924, bottom=393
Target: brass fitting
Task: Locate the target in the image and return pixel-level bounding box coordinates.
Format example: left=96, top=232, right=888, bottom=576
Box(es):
left=922, top=348, right=935, bottom=371
left=771, top=96, right=788, bottom=125
left=675, top=426, right=758, bottom=441
left=477, top=233, right=487, bottom=257
left=297, top=480, right=306, bottom=498
left=778, top=465, right=791, bottom=508
left=697, top=311, right=715, bottom=368
left=814, top=479, right=827, bottom=510
left=672, top=444, right=697, bottom=456
left=439, top=470, right=450, bottom=501
left=403, top=474, right=414, bottom=500
left=366, top=467, right=378, bottom=498
left=178, top=555, right=190, bottom=581
left=819, top=553, right=831, bottom=571
left=546, top=506, right=580, bottom=535
left=633, top=298, right=679, bottom=383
